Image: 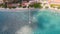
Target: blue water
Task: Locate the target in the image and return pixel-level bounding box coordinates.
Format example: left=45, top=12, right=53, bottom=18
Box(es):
left=31, top=9, right=60, bottom=34
left=0, top=9, right=60, bottom=34
left=0, top=11, right=29, bottom=34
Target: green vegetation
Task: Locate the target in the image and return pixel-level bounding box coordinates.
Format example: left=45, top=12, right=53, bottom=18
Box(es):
left=29, top=2, right=42, bottom=8
left=0, top=2, right=43, bottom=9
left=58, top=7, right=60, bottom=9
left=12, top=7, right=16, bottom=8
left=19, top=4, right=22, bottom=8
left=3, top=4, right=7, bottom=8
left=0, top=3, right=7, bottom=8
left=8, top=6, right=16, bottom=9
left=50, top=4, right=60, bottom=8
left=0, top=4, right=3, bottom=7
left=45, top=6, right=49, bottom=9
left=50, top=4, right=54, bottom=8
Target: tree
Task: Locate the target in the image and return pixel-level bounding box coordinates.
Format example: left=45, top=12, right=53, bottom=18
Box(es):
left=29, top=2, right=42, bottom=8
left=58, top=6, right=60, bottom=9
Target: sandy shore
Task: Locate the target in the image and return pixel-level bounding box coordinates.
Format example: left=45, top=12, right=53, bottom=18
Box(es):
left=0, top=8, right=60, bottom=12
left=0, top=8, right=40, bottom=12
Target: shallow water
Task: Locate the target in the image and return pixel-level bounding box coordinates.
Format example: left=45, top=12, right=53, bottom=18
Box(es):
left=0, top=9, right=60, bottom=34
left=0, top=10, right=29, bottom=34
left=31, top=9, right=60, bottom=34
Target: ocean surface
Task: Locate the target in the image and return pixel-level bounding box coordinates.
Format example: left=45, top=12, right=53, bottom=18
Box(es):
left=0, top=9, right=60, bottom=34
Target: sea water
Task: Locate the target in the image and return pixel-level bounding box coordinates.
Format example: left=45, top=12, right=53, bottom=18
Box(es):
left=0, top=9, right=30, bottom=34
left=31, top=9, right=60, bottom=34
left=0, top=9, right=60, bottom=34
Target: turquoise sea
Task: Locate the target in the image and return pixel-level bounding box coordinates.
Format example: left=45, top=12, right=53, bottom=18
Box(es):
left=31, top=9, right=60, bottom=34
left=0, top=9, right=60, bottom=34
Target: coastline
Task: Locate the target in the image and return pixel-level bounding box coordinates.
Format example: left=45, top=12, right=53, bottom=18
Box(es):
left=0, top=8, right=40, bottom=12
left=0, top=8, right=60, bottom=12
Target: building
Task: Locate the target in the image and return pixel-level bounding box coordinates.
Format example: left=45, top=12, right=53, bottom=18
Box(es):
left=48, top=0, right=60, bottom=4
left=0, top=0, right=3, bottom=4
left=3, top=0, right=14, bottom=3
left=48, top=0, right=60, bottom=8
left=3, top=0, right=21, bottom=3
left=7, top=3, right=20, bottom=8
left=40, top=0, right=60, bottom=8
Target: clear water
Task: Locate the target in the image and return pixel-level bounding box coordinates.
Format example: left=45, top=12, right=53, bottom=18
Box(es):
left=31, top=9, right=60, bottom=34
left=0, top=9, right=60, bottom=34
left=0, top=10, right=29, bottom=34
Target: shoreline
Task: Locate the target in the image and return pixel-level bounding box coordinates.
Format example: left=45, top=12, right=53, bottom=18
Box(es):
left=0, top=8, right=40, bottom=12
left=0, top=8, right=59, bottom=12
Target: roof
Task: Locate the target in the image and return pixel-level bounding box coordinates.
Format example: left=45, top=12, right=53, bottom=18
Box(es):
left=49, top=0, right=60, bottom=4
left=53, top=0, right=60, bottom=3
left=0, top=0, right=3, bottom=4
